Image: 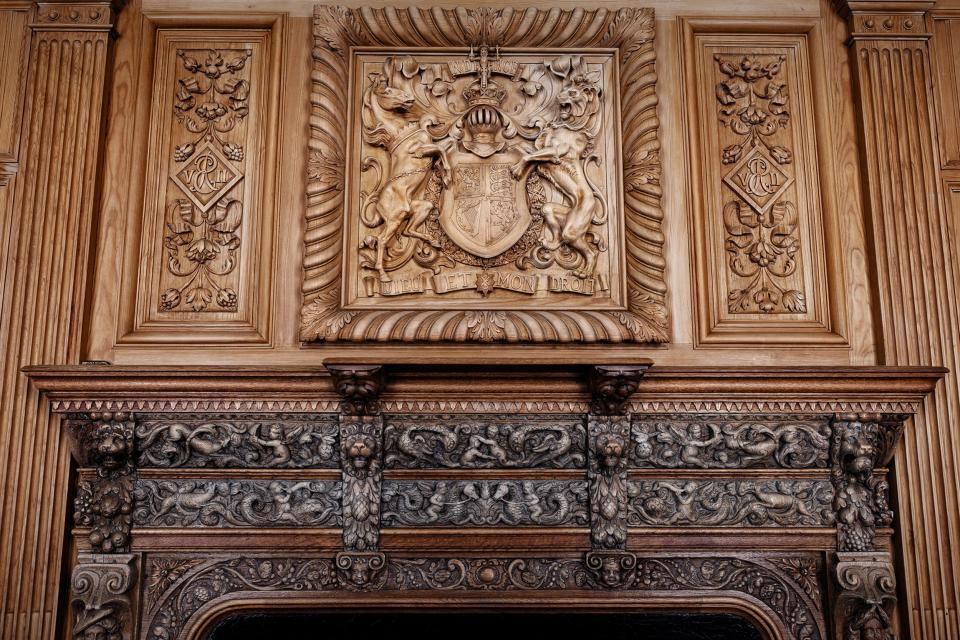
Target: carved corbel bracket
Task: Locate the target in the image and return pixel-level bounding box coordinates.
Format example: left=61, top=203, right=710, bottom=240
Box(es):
left=834, top=552, right=898, bottom=640
left=326, top=364, right=383, bottom=416
left=340, top=417, right=384, bottom=551
left=830, top=413, right=906, bottom=552
left=71, top=553, right=138, bottom=640
left=335, top=551, right=387, bottom=589
left=589, top=365, right=648, bottom=416
left=587, top=417, right=630, bottom=549
left=67, top=413, right=136, bottom=553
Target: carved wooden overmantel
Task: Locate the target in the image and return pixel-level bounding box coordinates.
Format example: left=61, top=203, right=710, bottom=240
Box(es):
left=301, top=6, right=668, bottom=344
left=26, top=363, right=942, bottom=640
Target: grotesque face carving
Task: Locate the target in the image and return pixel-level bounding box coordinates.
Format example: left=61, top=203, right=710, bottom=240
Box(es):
left=596, top=433, right=625, bottom=471
left=600, top=557, right=624, bottom=587
left=342, top=430, right=378, bottom=475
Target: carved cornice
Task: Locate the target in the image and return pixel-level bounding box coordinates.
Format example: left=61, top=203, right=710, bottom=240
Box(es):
left=26, top=364, right=944, bottom=415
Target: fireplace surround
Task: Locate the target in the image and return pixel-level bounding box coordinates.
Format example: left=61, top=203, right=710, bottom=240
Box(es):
left=26, top=362, right=942, bottom=640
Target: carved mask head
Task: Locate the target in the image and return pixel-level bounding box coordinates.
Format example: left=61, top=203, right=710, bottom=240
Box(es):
left=343, top=434, right=376, bottom=472
left=596, top=433, right=625, bottom=471
left=93, top=424, right=131, bottom=472
left=600, top=557, right=624, bottom=587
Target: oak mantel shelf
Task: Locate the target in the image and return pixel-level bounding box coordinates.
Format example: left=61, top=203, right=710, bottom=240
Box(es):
left=23, top=364, right=946, bottom=413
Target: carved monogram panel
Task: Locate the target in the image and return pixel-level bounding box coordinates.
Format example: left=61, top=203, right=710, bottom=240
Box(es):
left=135, top=414, right=339, bottom=468
left=132, top=480, right=342, bottom=528
left=627, top=480, right=834, bottom=527
left=381, top=480, right=589, bottom=527
left=136, top=29, right=274, bottom=334
left=383, top=414, right=586, bottom=469
left=631, top=414, right=831, bottom=469
left=144, top=554, right=823, bottom=640
left=301, top=6, right=668, bottom=343
left=686, top=29, right=836, bottom=343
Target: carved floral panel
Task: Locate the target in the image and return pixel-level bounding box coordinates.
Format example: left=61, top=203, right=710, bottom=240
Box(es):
left=685, top=28, right=836, bottom=343
left=301, top=6, right=668, bottom=343
left=134, top=29, right=274, bottom=336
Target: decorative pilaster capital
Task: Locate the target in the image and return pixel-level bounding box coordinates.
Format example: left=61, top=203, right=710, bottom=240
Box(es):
left=326, top=364, right=383, bottom=416
left=588, top=364, right=648, bottom=416
left=834, top=552, right=898, bottom=640
left=833, top=0, right=933, bottom=40
left=71, top=553, right=138, bottom=640
left=31, top=2, right=123, bottom=31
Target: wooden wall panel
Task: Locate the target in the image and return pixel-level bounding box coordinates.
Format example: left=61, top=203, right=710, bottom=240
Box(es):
left=0, top=3, right=117, bottom=638
left=0, top=3, right=29, bottom=186
left=932, top=14, right=960, bottom=169
left=682, top=20, right=848, bottom=346
left=119, top=20, right=282, bottom=344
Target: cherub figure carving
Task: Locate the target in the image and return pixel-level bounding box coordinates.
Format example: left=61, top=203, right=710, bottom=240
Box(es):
left=511, top=55, right=606, bottom=278
left=360, top=56, right=452, bottom=282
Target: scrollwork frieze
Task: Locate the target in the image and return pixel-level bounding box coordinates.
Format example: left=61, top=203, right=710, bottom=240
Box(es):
left=132, top=479, right=342, bottom=528
left=135, top=414, right=339, bottom=468
left=381, top=480, right=589, bottom=527
left=383, top=414, right=586, bottom=469
left=627, top=479, right=835, bottom=528
left=631, top=414, right=831, bottom=469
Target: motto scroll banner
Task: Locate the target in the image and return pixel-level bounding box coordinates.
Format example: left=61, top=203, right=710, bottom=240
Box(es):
left=301, top=6, right=668, bottom=343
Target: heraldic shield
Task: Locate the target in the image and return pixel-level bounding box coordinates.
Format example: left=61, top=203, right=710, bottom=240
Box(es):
left=440, top=149, right=532, bottom=259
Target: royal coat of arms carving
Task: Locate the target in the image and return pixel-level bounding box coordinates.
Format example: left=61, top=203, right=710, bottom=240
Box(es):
left=302, top=6, right=668, bottom=343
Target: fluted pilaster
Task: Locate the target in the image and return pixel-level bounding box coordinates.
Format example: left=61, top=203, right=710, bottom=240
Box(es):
left=0, top=3, right=119, bottom=638
left=841, top=1, right=960, bottom=638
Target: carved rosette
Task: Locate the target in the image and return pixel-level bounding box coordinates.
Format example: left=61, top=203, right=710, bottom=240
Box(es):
left=301, top=6, right=668, bottom=343
left=588, top=418, right=630, bottom=549
left=834, top=552, right=898, bottom=640
left=830, top=414, right=906, bottom=552
left=340, top=418, right=383, bottom=550
left=71, top=553, right=138, bottom=640
left=68, top=413, right=136, bottom=553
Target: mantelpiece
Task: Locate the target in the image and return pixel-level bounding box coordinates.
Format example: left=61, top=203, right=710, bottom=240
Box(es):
left=25, top=363, right=942, bottom=640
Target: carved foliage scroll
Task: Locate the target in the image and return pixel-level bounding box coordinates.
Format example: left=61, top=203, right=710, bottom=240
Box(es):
left=135, top=414, right=339, bottom=468
left=686, top=28, right=836, bottom=342
left=136, top=30, right=273, bottom=336
left=383, top=414, right=586, bottom=469
left=144, top=554, right=823, bottom=640
left=632, top=414, right=831, bottom=469
left=302, top=6, right=668, bottom=343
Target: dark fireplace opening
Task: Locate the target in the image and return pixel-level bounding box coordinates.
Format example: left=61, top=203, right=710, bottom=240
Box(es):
left=208, top=611, right=763, bottom=640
